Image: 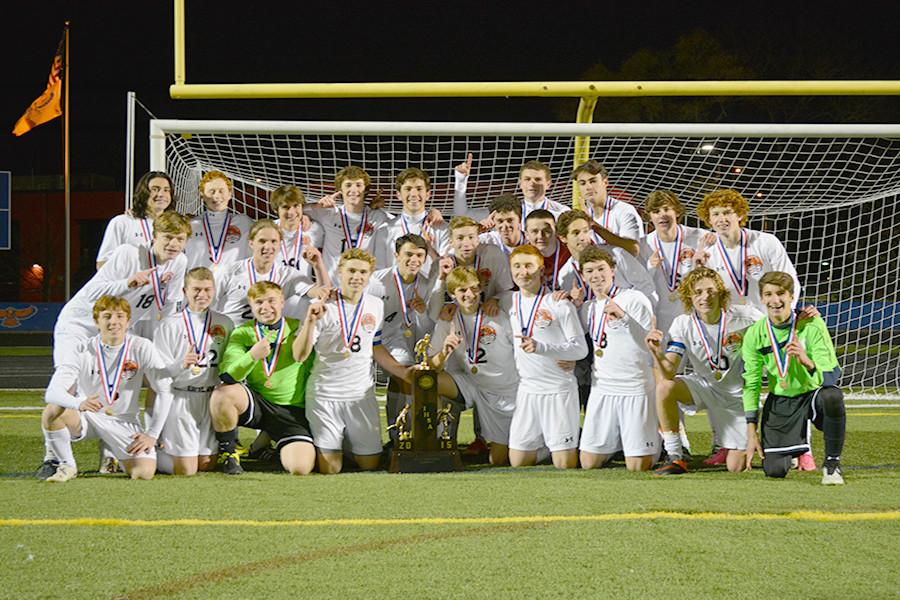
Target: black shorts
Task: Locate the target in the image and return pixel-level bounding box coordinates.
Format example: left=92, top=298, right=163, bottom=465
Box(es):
left=760, top=388, right=825, bottom=457
left=237, top=384, right=314, bottom=450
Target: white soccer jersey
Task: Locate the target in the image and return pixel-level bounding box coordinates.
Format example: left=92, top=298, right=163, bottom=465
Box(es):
left=56, top=244, right=186, bottom=339
left=373, top=211, right=450, bottom=275
left=478, top=230, right=525, bottom=258
left=432, top=308, right=519, bottom=395
left=666, top=304, right=764, bottom=396
left=154, top=309, right=233, bottom=390
left=308, top=294, right=384, bottom=402
left=579, top=289, right=654, bottom=395
left=184, top=211, right=253, bottom=272
left=305, top=205, right=391, bottom=277
left=644, top=225, right=707, bottom=335
left=214, top=258, right=314, bottom=326
left=451, top=171, right=570, bottom=224
left=370, top=268, right=434, bottom=365
left=586, top=197, right=646, bottom=244
left=703, top=228, right=801, bottom=311
left=522, top=197, right=570, bottom=222
left=557, top=247, right=657, bottom=306
left=45, top=334, right=173, bottom=437
left=508, top=291, right=587, bottom=394
left=275, top=218, right=325, bottom=278
left=96, top=214, right=155, bottom=264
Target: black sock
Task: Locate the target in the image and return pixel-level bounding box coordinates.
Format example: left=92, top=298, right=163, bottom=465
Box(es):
left=818, top=387, right=846, bottom=463
left=215, top=429, right=237, bottom=455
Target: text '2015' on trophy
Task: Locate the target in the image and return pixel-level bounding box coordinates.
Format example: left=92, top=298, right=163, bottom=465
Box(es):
left=389, top=334, right=464, bottom=473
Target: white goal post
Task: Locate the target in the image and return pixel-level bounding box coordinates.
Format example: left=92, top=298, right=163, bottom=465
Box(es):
left=149, top=119, right=900, bottom=396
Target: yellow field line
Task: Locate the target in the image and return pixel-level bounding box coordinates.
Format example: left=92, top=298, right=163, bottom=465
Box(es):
left=1, top=511, right=898, bottom=528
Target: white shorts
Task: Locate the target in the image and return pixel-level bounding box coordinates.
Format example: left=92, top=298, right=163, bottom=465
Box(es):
left=508, top=382, right=580, bottom=453
left=306, top=390, right=382, bottom=456
left=449, top=373, right=516, bottom=445
left=580, top=389, right=661, bottom=458
left=158, top=389, right=216, bottom=457
left=72, top=412, right=156, bottom=461
left=681, top=374, right=747, bottom=450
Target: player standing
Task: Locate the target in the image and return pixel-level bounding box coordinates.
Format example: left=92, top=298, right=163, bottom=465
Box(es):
left=184, top=171, right=253, bottom=272
left=572, top=160, right=644, bottom=257
left=523, top=209, right=569, bottom=291
left=271, top=184, right=325, bottom=279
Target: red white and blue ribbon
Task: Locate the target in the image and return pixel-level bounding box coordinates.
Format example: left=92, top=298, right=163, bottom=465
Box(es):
left=202, top=212, right=232, bottom=266
left=766, top=314, right=797, bottom=381
left=337, top=291, right=366, bottom=354
left=182, top=309, right=211, bottom=359
left=400, top=212, right=431, bottom=240
left=457, top=307, right=484, bottom=370
left=655, top=225, right=684, bottom=293
left=340, top=207, right=369, bottom=249
left=139, top=218, right=153, bottom=244
left=716, top=229, right=748, bottom=299
left=692, top=309, right=727, bottom=373
left=247, top=258, right=281, bottom=286
left=391, top=268, right=417, bottom=330
left=280, top=222, right=304, bottom=268
left=96, top=336, right=132, bottom=408
left=516, top=287, right=547, bottom=337
left=148, top=250, right=168, bottom=315
left=254, top=318, right=286, bottom=379
left=589, top=197, right=615, bottom=245
left=588, top=285, right=618, bottom=348
left=568, top=258, right=594, bottom=301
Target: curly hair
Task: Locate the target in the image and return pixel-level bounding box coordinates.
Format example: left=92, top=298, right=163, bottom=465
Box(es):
left=676, top=267, right=731, bottom=314
left=696, top=188, right=749, bottom=228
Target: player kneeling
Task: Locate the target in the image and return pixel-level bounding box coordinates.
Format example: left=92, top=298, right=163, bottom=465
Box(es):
left=577, top=247, right=659, bottom=471
left=210, top=282, right=316, bottom=475
left=38, top=296, right=173, bottom=482
left=154, top=267, right=233, bottom=475
left=742, top=272, right=846, bottom=484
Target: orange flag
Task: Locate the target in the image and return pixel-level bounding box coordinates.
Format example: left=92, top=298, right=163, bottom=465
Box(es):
left=12, top=31, right=65, bottom=137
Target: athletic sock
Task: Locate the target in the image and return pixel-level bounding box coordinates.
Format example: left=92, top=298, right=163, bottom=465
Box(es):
left=43, top=428, right=76, bottom=468
left=662, top=431, right=683, bottom=461
left=42, top=434, right=56, bottom=462
left=215, top=429, right=238, bottom=455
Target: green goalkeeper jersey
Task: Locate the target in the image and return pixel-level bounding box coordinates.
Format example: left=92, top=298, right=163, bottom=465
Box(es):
left=220, top=317, right=313, bottom=407
left=741, top=315, right=839, bottom=416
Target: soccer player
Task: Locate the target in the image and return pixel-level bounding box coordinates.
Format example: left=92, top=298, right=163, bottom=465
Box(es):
left=154, top=267, right=233, bottom=475
left=37, top=296, right=174, bottom=482
left=53, top=211, right=191, bottom=367
left=742, top=272, right=846, bottom=484
left=374, top=167, right=449, bottom=273
left=523, top=209, right=569, bottom=291
left=556, top=209, right=656, bottom=305
left=577, top=247, right=659, bottom=471
left=214, top=219, right=328, bottom=326
left=307, top=165, right=392, bottom=278
left=184, top=171, right=253, bottom=271
left=429, top=266, right=519, bottom=465
left=369, top=234, right=434, bottom=442
left=271, top=184, right=325, bottom=279
left=210, top=281, right=316, bottom=475
left=96, top=171, right=175, bottom=268
left=294, top=249, right=410, bottom=474
left=478, top=194, right=526, bottom=257
left=572, top=160, right=645, bottom=257
left=507, top=245, right=587, bottom=469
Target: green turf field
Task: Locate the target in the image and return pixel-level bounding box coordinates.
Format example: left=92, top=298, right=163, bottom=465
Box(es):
left=1, top=390, right=898, bottom=599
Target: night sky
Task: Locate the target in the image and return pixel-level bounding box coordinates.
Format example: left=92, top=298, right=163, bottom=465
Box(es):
left=2, top=0, right=899, bottom=188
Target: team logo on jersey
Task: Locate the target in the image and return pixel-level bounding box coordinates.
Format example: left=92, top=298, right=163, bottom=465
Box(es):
left=724, top=332, right=743, bottom=353
left=225, top=225, right=242, bottom=244
left=534, top=308, right=554, bottom=329
left=361, top=313, right=377, bottom=332
left=210, top=324, right=227, bottom=342
left=745, top=255, right=764, bottom=277
left=121, top=360, right=140, bottom=380
left=479, top=325, right=496, bottom=344
left=678, top=248, right=696, bottom=274
left=477, top=268, right=493, bottom=284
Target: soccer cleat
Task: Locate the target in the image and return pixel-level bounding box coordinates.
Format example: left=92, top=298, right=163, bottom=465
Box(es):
left=821, top=462, right=844, bottom=485
left=35, top=459, right=60, bottom=480
left=797, top=451, right=816, bottom=471
left=654, top=458, right=688, bottom=476
left=703, top=447, right=729, bottom=466
left=46, top=464, right=78, bottom=483
left=218, top=452, right=244, bottom=475
left=463, top=437, right=489, bottom=456
left=100, top=456, right=120, bottom=474
left=247, top=444, right=276, bottom=462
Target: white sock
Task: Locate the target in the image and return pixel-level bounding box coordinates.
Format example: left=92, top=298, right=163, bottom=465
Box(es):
left=536, top=446, right=551, bottom=463
left=663, top=431, right=683, bottom=460
left=678, top=416, right=691, bottom=452
left=155, top=451, right=174, bottom=474
left=44, top=428, right=76, bottom=468
left=43, top=435, right=56, bottom=462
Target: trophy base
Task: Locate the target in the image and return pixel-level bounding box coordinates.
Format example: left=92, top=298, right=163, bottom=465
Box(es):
left=389, top=449, right=464, bottom=473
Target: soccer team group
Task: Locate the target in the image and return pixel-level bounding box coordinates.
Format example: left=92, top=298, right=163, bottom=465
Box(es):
left=35, top=156, right=848, bottom=485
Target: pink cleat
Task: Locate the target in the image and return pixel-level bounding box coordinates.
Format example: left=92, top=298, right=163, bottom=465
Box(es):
left=703, top=447, right=729, bottom=466
left=797, top=451, right=816, bottom=471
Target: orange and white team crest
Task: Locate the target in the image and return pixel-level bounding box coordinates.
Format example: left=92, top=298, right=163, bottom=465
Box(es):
left=360, top=313, right=377, bottom=332
left=535, top=308, right=554, bottom=329
left=745, top=255, right=764, bottom=277
left=477, top=268, right=493, bottom=286
left=210, top=324, right=228, bottom=342
left=724, top=332, right=743, bottom=353
left=479, top=325, right=497, bottom=344
left=678, top=248, right=696, bottom=275
left=122, top=360, right=140, bottom=380
left=225, top=225, right=242, bottom=244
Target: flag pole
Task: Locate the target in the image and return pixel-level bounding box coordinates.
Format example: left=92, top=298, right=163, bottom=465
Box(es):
left=63, top=22, right=71, bottom=300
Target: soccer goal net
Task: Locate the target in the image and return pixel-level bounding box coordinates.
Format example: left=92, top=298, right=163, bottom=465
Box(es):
left=150, top=119, right=900, bottom=397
